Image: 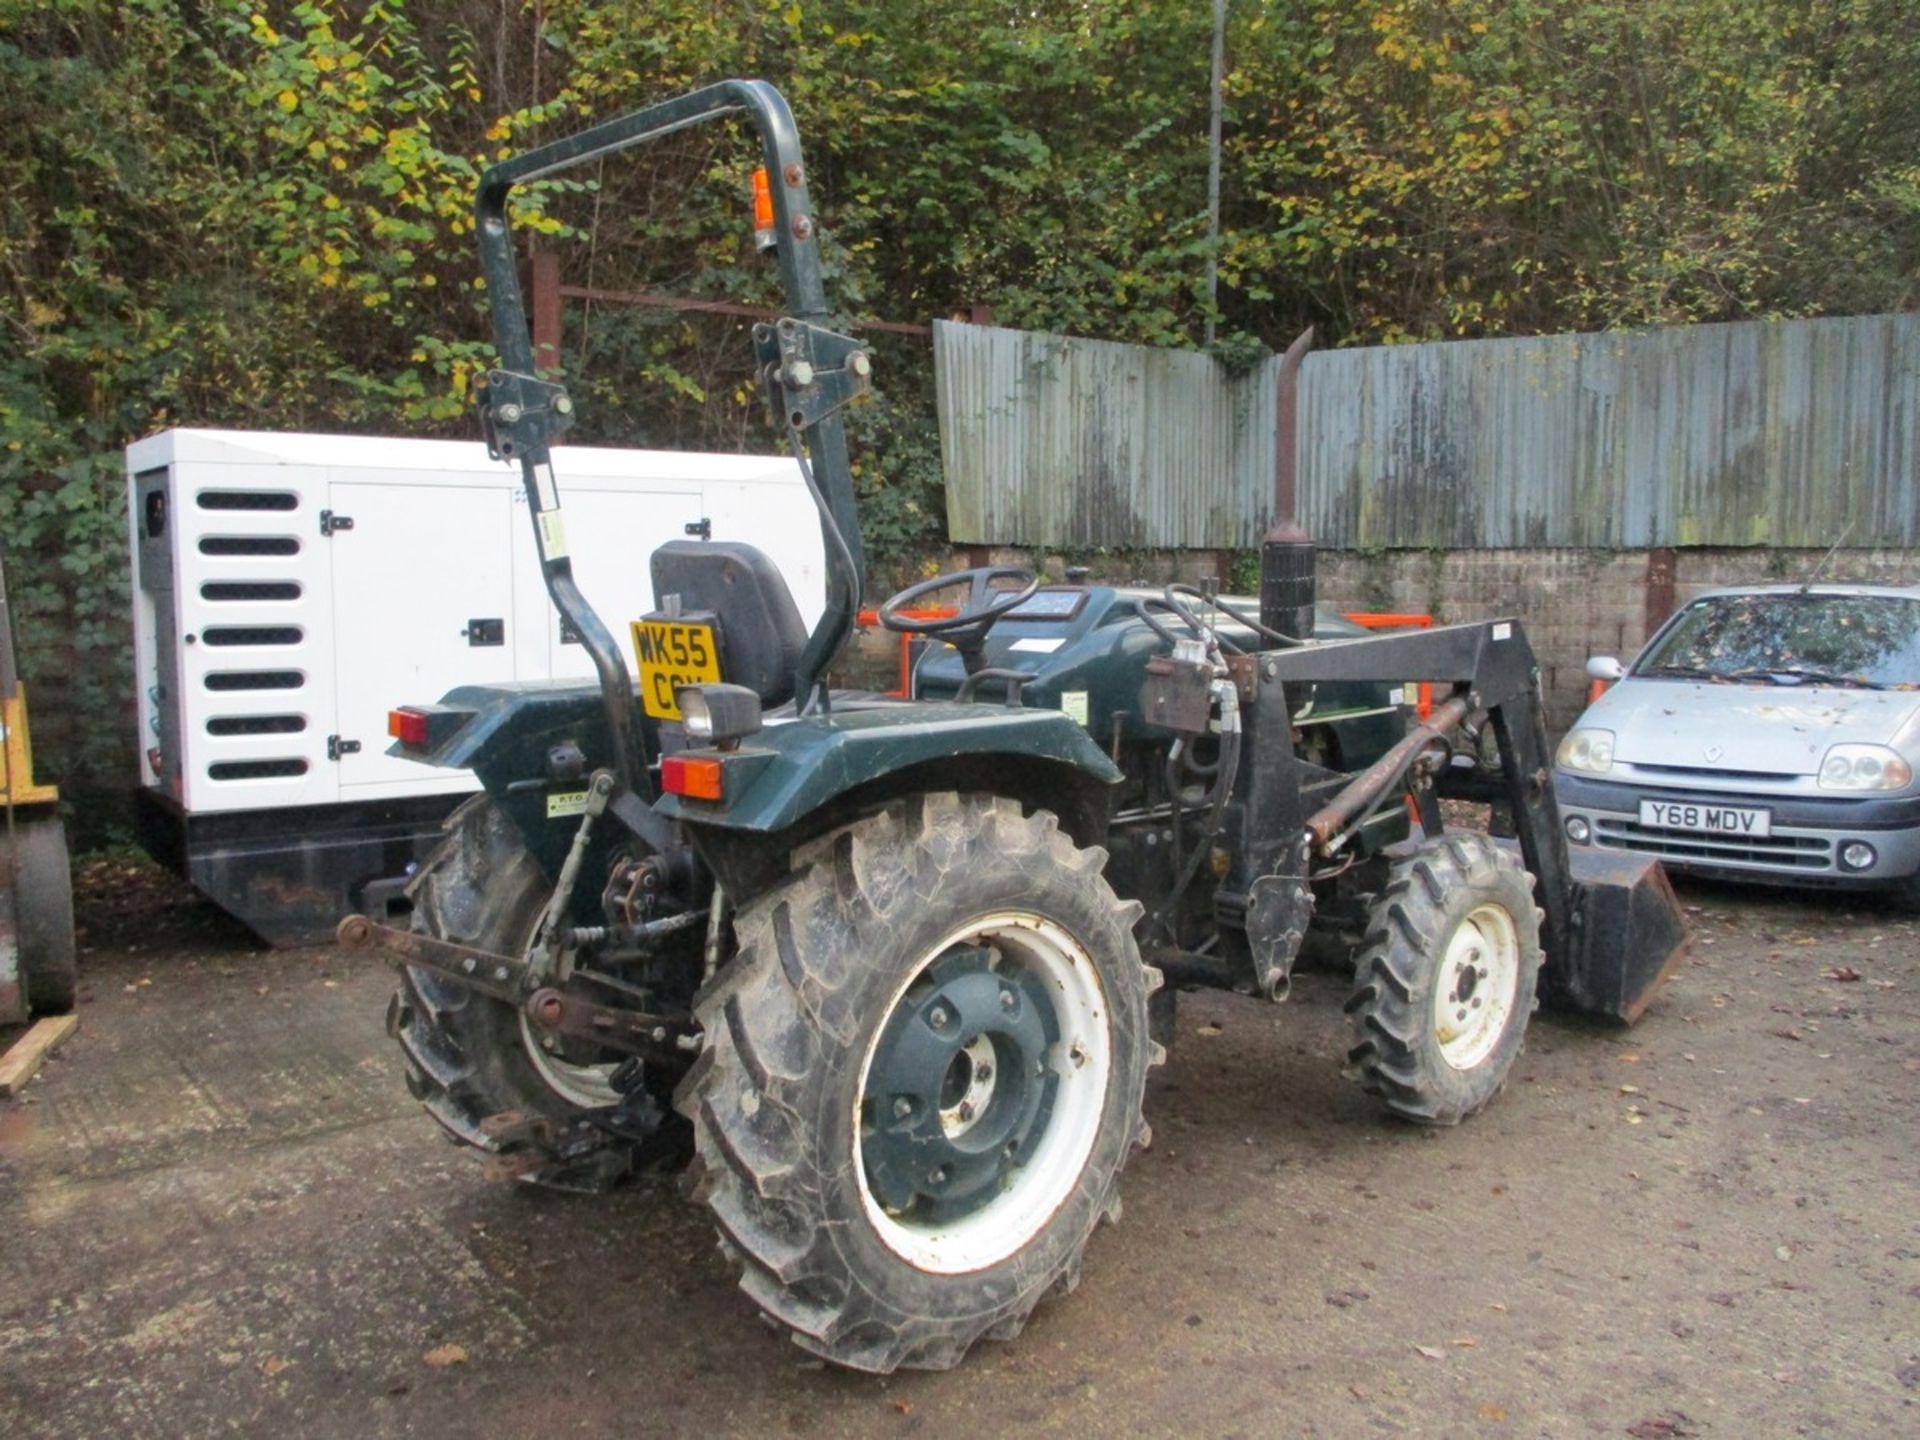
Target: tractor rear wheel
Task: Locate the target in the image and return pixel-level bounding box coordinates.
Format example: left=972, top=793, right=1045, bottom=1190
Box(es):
left=387, top=796, right=682, bottom=1191
left=679, top=792, right=1157, bottom=1373
left=1344, top=833, right=1542, bottom=1125
left=16, top=816, right=77, bottom=1015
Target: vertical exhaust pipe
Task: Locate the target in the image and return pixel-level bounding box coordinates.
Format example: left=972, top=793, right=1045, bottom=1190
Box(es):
left=1259, top=522, right=1316, bottom=642
left=1260, top=328, right=1316, bottom=641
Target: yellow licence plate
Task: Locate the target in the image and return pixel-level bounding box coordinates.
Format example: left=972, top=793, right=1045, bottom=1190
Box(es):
left=631, top=619, right=721, bottom=719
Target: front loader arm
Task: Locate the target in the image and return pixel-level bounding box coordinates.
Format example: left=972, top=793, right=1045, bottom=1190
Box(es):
left=1265, top=620, right=1687, bottom=1023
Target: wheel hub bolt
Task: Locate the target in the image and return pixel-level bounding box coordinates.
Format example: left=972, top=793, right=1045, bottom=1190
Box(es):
left=976, top=1064, right=993, bottom=1083
left=1069, top=1041, right=1089, bottom=1069
left=929, top=1165, right=950, bottom=1187
left=998, top=989, right=1016, bottom=1011
left=929, top=1005, right=950, bottom=1029
left=893, top=1097, right=913, bottom=1119
left=958, top=1101, right=974, bottom=1121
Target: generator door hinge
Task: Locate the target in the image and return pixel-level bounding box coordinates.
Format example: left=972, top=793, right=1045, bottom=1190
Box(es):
left=327, top=735, right=362, bottom=761
left=319, top=509, right=355, bottom=536
left=684, top=517, right=712, bottom=541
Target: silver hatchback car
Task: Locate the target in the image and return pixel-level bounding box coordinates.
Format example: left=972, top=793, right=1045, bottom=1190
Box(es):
left=1553, top=584, right=1920, bottom=906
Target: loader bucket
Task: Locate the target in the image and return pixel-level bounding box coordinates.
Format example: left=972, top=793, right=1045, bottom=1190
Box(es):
left=1540, top=847, right=1689, bottom=1025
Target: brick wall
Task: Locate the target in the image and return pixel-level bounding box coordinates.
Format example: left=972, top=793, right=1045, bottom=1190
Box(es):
left=837, top=546, right=1919, bottom=735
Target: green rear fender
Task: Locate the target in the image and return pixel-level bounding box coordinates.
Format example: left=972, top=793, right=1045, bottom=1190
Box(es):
left=657, top=702, right=1122, bottom=875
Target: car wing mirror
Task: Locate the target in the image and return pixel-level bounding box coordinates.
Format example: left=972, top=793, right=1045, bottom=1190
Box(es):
left=1586, top=655, right=1625, bottom=683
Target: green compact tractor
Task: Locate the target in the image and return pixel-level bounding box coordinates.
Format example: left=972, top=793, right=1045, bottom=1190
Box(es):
left=339, top=82, right=1687, bottom=1374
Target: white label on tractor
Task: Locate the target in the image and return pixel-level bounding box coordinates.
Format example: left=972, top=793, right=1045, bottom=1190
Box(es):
left=1011, top=637, right=1065, bottom=654
left=1388, top=687, right=1405, bottom=707
left=537, top=508, right=569, bottom=559
left=1062, top=691, right=1089, bottom=725
left=1492, top=622, right=1512, bottom=641
left=533, top=461, right=560, bottom=511
left=546, top=789, right=589, bottom=818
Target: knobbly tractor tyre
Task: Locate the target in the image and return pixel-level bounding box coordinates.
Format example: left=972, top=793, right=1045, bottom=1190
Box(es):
left=1344, top=832, right=1542, bottom=1125
left=16, top=815, right=77, bottom=1015
left=679, top=792, right=1157, bottom=1373
left=387, top=796, right=677, bottom=1191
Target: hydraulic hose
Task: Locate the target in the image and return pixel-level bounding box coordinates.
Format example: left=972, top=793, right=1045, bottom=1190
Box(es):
left=785, top=421, right=862, bottom=715
left=1149, top=677, right=1243, bottom=942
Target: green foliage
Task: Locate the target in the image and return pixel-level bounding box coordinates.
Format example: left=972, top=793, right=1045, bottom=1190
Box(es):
left=2, top=0, right=1916, bottom=836
left=1226, top=548, right=1262, bottom=595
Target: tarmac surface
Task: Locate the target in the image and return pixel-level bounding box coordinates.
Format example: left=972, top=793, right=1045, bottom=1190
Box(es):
left=1, top=855, right=1916, bottom=1438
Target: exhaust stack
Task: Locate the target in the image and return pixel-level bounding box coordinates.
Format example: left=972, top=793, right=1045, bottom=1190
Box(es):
left=1259, top=522, right=1316, bottom=642
left=1259, top=327, right=1317, bottom=641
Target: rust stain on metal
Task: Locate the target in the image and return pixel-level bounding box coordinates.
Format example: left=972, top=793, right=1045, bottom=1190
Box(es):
left=1299, top=313, right=1920, bottom=550
left=1644, top=547, right=1677, bottom=633
left=1273, top=327, right=1314, bottom=524
left=935, top=321, right=1285, bottom=548
left=938, top=313, right=1919, bottom=551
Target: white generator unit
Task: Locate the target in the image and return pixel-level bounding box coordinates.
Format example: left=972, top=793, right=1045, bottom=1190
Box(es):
left=128, top=428, right=825, bottom=944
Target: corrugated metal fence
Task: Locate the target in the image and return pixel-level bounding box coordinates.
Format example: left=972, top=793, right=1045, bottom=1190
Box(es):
left=936, top=322, right=1285, bottom=549
left=935, top=313, right=1920, bottom=549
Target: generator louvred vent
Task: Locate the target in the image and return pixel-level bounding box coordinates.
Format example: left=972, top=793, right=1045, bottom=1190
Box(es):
left=207, top=714, right=307, bottom=736
left=202, top=581, right=302, bottom=602
left=200, top=536, right=300, bottom=556
left=202, top=625, right=303, bottom=647
left=196, top=490, right=298, bottom=511
left=208, top=758, right=310, bottom=780
left=205, top=670, right=304, bottom=691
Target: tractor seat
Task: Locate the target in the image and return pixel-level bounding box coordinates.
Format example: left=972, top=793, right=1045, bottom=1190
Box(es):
left=650, top=540, right=903, bottom=713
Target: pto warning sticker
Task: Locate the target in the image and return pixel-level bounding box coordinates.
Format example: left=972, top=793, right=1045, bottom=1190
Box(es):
left=1061, top=691, right=1090, bottom=726
left=546, top=789, right=589, bottom=818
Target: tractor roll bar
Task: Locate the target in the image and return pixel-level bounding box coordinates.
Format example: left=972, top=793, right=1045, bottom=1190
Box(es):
left=473, top=80, right=867, bottom=790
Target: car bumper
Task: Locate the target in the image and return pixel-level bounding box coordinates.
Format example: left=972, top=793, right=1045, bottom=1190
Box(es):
left=1553, top=772, right=1920, bottom=889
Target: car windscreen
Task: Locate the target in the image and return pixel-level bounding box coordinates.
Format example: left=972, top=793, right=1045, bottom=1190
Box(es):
left=1635, top=593, right=1920, bottom=688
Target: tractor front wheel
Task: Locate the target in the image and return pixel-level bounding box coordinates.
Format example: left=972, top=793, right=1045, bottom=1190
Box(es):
left=679, top=793, right=1157, bottom=1373
left=1344, top=832, right=1542, bottom=1125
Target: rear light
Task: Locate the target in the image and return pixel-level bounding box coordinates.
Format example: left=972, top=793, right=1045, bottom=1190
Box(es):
left=751, top=166, right=776, bottom=252
left=662, top=754, right=725, bottom=802
left=388, top=707, right=432, bottom=748
left=386, top=702, right=474, bottom=751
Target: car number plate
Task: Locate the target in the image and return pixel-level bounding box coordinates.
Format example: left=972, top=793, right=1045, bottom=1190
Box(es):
left=1638, top=798, right=1771, bottom=838
left=631, top=619, right=720, bottom=720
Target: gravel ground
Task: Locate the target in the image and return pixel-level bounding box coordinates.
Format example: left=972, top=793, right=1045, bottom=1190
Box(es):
left=1, top=855, right=1916, bottom=1438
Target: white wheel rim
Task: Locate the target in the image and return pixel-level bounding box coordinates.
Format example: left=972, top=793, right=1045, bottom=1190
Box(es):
left=1430, top=902, right=1521, bottom=1070
left=853, top=912, right=1113, bottom=1275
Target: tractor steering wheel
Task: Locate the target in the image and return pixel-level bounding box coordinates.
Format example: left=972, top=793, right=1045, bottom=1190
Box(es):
left=878, top=566, right=1040, bottom=672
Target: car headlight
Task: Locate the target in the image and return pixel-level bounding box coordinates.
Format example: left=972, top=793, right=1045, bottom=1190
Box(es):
left=1556, top=727, right=1615, bottom=775
left=1817, top=743, right=1914, bottom=791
